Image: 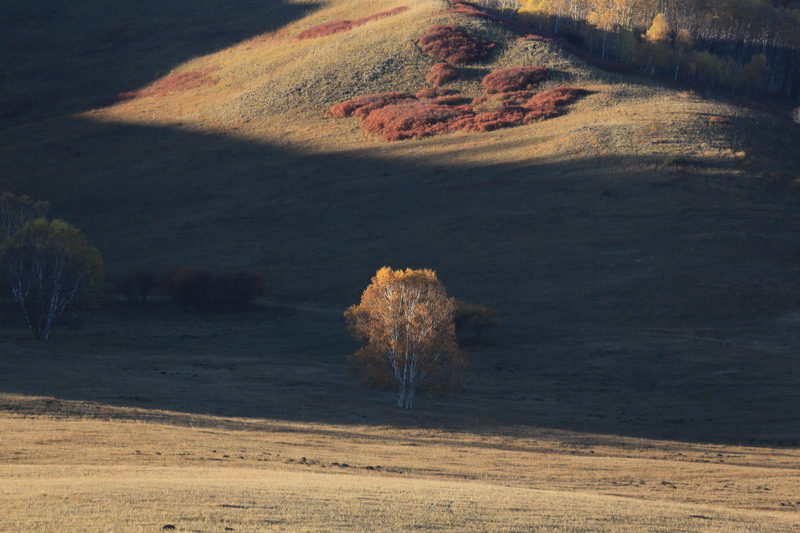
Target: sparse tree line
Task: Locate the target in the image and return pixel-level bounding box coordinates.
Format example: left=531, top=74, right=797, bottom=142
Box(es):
left=512, top=0, right=800, bottom=97
left=1, top=192, right=498, bottom=409
left=0, top=192, right=266, bottom=340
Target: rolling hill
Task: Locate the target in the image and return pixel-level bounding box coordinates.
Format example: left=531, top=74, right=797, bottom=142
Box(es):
left=1, top=0, right=799, bottom=530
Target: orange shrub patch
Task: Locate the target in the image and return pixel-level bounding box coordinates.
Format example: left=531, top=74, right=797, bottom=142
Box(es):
left=523, top=87, right=588, bottom=118
left=426, top=63, right=458, bottom=86
left=327, top=92, right=414, bottom=118
left=297, top=6, right=409, bottom=39
left=117, top=67, right=219, bottom=101
left=362, top=101, right=474, bottom=141
left=462, top=107, right=530, bottom=132
left=417, top=25, right=496, bottom=64
left=329, top=82, right=589, bottom=141
left=445, top=1, right=489, bottom=17
left=482, top=66, right=549, bottom=94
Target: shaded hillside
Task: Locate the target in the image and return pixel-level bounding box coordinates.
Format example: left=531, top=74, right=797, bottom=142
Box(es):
left=1, top=0, right=799, bottom=443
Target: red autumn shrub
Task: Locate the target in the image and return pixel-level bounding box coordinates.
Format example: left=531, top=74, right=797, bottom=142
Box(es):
left=117, top=68, right=218, bottom=101
left=417, top=25, right=496, bottom=64
left=362, top=102, right=474, bottom=140
left=523, top=87, right=588, bottom=116
left=328, top=84, right=589, bottom=141
left=708, top=115, right=731, bottom=125
left=446, top=2, right=488, bottom=17
left=426, top=63, right=458, bottom=86
left=473, top=91, right=535, bottom=109
left=482, top=66, right=549, bottom=94
left=327, top=92, right=413, bottom=118
left=462, top=107, right=529, bottom=132
left=297, top=6, right=409, bottom=39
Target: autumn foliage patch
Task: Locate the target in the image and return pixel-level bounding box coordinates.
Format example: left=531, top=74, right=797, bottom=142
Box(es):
left=296, top=6, right=409, bottom=39
left=117, top=68, right=219, bottom=101
left=522, top=87, right=589, bottom=118
left=417, top=25, right=496, bottom=64
left=327, top=92, right=414, bottom=119
left=482, top=66, right=549, bottom=93
left=362, top=102, right=473, bottom=141
left=330, top=84, right=588, bottom=141
left=426, top=63, right=458, bottom=87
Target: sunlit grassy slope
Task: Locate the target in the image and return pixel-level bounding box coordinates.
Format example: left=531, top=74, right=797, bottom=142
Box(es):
left=2, top=398, right=799, bottom=532
left=1, top=0, right=800, bottom=530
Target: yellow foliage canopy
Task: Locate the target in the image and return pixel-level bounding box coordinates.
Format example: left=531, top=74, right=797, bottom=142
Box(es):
left=344, top=267, right=465, bottom=409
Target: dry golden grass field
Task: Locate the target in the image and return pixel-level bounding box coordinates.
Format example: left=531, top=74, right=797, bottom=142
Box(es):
left=1, top=0, right=800, bottom=530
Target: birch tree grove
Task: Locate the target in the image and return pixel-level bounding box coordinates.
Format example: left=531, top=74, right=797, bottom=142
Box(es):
left=1, top=216, right=103, bottom=340
left=345, top=267, right=465, bottom=409
left=518, top=0, right=800, bottom=97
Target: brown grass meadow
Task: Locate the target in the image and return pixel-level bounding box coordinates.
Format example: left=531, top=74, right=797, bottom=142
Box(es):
left=2, top=0, right=800, bottom=530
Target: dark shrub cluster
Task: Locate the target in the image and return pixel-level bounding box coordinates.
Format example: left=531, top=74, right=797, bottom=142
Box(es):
left=417, top=25, right=496, bottom=64
left=296, top=6, right=409, bottom=39
left=482, top=66, right=549, bottom=94
left=454, top=299, right=499, bottom=345
left=114, top=269, right=159, bottom=307
left=164, top=266, right=266, bottom=312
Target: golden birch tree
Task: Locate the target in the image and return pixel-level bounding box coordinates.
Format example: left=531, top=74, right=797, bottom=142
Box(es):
left=344, top=267, right=465, bottom=409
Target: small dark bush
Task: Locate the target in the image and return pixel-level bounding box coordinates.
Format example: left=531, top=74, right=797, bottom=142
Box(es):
left=114, top=269, right=160, bottom=307
left=164, top=266, right=215, bottom=312
left=164, top=267, right=265, bottom=312
left=213, top=271, right=266, bottom=311
left=454, top=299, right=499, bottom=345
